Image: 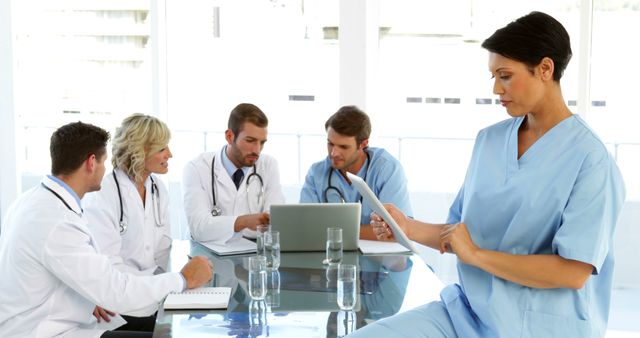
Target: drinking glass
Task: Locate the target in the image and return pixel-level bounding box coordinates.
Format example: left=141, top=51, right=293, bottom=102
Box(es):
left=324, top=227, right=343, bottom=265
left=249, top=299, right=268, bottom=336
left=337, top=264, right=357, bottom=310
left=248, top=256, right=267, bottom=300
left=264, top=230, right=280, bottom=270
left=325, top=263, right=338, bottom=285
left=256, top=225, right=270, bottom=256
left=266, top=270, right=281, bottom=308
left=337, top=310, right=356, bottom=337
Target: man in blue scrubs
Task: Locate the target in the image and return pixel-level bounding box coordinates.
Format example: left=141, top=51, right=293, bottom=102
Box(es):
left=299, top=105, right=413, bottom=239
left=349, top=12, right=626, bottom=338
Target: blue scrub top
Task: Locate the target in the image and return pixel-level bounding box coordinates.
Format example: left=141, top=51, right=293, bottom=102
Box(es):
left=299, top=147, right=413, bottom=224
left=444, top=115, right=626, bottom=338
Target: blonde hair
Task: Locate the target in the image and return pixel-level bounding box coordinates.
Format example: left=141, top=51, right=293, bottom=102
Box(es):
left=112, top=114, right=171, bottom=183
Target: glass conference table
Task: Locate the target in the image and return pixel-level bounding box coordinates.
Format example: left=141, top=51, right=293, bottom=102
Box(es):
left=153, top=240, right=444, bottom=337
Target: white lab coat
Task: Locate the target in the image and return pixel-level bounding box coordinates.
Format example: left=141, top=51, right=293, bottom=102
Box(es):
left=0, top=177, right=183, bottom=338
left=182, top=149, right=285, bottom=244
left=84, top=169, right=172, bottom=276
left=83, top=169, right=173, bottom=316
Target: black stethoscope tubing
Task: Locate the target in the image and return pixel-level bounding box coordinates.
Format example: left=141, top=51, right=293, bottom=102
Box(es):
left=41, top=183, right=82, bottom=216
left=113, top=170, right=162, bottom=234
left=210, top=151, right=264, bottom=216
left=323, top=150, right=371, bottom=203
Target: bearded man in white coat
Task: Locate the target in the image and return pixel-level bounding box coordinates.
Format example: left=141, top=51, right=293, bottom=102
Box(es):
left=183, top=103, right=285, bottom=244
left=0, top=122, right=212, bottom=338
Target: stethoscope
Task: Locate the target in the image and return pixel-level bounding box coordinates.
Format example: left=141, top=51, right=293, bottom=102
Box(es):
left=41, top=183, right=82, bottom=216
left=323, top=150, right=371, bottom=203
left=113, top=170, right=163, bottom=235
left=210, top=151, right=265, bottom=217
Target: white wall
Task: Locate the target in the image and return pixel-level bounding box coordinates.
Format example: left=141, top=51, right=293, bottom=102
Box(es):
left=0, top=0, right=20, bottom=228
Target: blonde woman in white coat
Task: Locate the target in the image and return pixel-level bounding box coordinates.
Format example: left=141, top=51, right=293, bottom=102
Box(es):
left=84, top=114, right=174, bottom=325
left=183, top=103, right=285, bottom=244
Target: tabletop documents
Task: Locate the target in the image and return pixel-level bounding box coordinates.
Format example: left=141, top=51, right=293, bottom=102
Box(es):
left=198, top=235, right=257, bottom=256
left=163, top=286, right=232, bottom=310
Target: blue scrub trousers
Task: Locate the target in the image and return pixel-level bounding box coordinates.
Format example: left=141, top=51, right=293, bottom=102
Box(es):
left=346, top=301, right=458, bottom=338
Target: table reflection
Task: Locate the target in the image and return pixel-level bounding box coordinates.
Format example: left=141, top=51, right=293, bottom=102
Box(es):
left=154, top=240, right=434, bottom=338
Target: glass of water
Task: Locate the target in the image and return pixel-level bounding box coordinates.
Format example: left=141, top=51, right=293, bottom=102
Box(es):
left=337, top=310, right=356, bottom=337
left=324, top=227, right=343, bottom=265
left=266, top=270, right=281, bottom=308
left=248, top=256, right=267, bottom=300
left=337, top=264, right=357, bottom=310
left=249, top=299, right=268, bottom=336
left=264, top=230, right=280, bottom=270
left=256, top=225, right=270, bottom=256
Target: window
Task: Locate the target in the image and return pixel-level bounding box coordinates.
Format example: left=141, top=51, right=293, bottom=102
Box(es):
left=11, top=1, right=153, bottom=187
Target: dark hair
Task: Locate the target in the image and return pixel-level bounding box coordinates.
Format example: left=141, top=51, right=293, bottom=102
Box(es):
left=228, top=103, right=268, bottom=137
left=481, top=11, right=572, bottom=82
left=325, top=106, right=371, bottom=145
left=50, top=121, right=110, bottom=175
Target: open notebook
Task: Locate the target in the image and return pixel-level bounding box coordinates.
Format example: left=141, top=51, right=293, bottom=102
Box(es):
left=163, top=287, right=232, bottom=310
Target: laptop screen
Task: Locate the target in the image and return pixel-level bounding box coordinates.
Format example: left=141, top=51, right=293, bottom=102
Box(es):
left=270, top=203, right=361, bottom=252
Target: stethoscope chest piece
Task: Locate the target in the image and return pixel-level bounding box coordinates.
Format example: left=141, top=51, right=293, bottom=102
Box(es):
left=211, top=206, right=222, bottom=217
left=119, top=221, right=127, bottom=234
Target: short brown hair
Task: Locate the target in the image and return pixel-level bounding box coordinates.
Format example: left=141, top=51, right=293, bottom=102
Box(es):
left=228, top=103, right=268, bottom=137
left=325, top=106, right=371, bottom=145
left=50, top=122, right=110, bottom=175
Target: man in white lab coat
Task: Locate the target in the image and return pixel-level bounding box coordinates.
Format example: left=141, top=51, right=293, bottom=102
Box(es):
left=0, top=122, right=212, bottom=338
left=183, top=103, right=285, bottom=244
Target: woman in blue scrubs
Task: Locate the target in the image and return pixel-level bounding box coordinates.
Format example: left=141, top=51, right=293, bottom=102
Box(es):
left=349, top=11, right=626, bottom=338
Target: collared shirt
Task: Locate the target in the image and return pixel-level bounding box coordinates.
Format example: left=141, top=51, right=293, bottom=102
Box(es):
left=48, top=174, right=82, bottom=209
left=220, top=145, right=251, bottom=179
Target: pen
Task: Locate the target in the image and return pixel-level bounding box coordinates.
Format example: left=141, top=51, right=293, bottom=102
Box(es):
left=187, top=255, right=214, bottom=270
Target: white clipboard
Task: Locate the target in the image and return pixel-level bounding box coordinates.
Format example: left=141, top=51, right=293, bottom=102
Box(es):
left=346, top=172, right=419, bottom=254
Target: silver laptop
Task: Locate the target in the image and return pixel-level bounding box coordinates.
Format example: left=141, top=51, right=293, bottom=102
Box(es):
left=270, top=203, right=361, bottom=252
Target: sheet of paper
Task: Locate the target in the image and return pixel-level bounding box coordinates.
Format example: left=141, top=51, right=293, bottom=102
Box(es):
left=358, top=239, right=411, bottom=255
left=346, top=172, right=419, bottom=254
left=199, top=235, right=256, bottom=256
left=95, top=314, right=127, bottom=331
